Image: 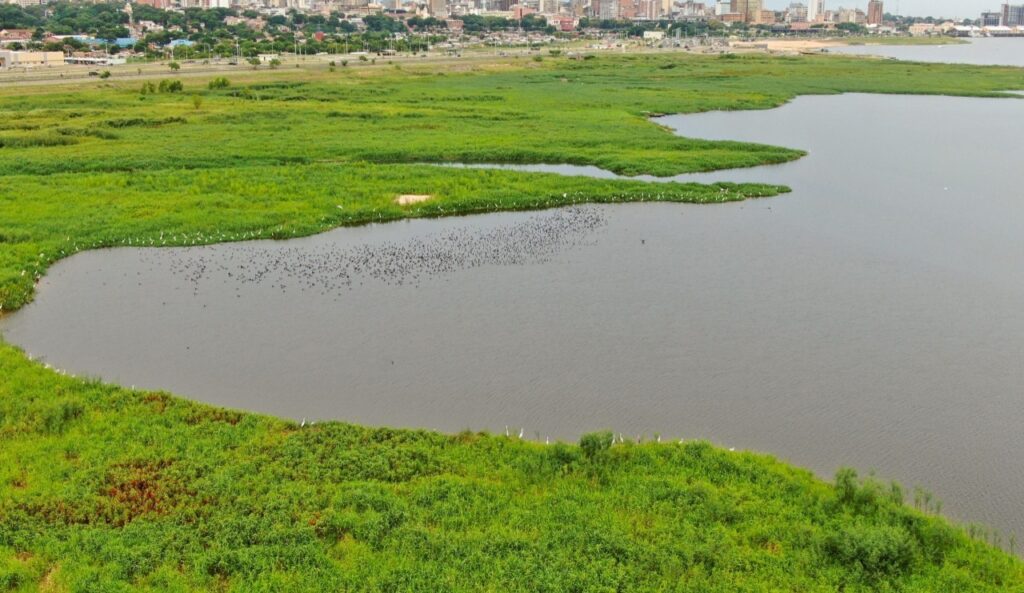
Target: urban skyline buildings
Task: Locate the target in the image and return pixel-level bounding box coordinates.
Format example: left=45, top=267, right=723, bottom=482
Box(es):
left=1002, top=3, right=1024, bottom=25
left=730, top=0, right=763, bottom=22
left=805, top=0, right=824, bottom=21
left=867, top=0, right=882, bottom=24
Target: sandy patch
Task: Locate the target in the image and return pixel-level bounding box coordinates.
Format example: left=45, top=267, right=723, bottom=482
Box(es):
left=758, top=39, right=844, bottom=52
left=396, top=194, right=434, bottom=206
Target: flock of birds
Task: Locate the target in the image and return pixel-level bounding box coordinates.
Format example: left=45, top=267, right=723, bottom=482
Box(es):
left=139, top=206, right=608, bottom=299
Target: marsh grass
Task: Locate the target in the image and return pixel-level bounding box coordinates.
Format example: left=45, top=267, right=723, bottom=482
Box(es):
left=1, top=53, right=1023, bottom=591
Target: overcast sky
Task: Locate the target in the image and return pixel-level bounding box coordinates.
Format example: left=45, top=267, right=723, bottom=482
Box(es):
left=768, top=0, right=999, bottom=20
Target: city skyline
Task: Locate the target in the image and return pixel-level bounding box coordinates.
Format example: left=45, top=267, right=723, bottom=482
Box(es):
left=767, top=0, right=1005, bottom=19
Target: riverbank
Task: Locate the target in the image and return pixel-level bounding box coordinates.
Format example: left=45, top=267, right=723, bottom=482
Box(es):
left=2, top=337, right=1023, bottom=591
left=3, top=53, right=1024, bottom=590
left=757, top=36, right=968, bottom=53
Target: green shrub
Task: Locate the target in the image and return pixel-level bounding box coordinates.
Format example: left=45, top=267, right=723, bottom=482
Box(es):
left=207, top=77, right=230, bottom=90
left=825, top=524, right=917, bottom=578
left=157, top=79, right=183, bottom=93
left=579, top=431, right=613, bottom=459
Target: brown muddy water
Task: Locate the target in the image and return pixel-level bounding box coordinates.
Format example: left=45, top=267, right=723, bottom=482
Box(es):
left=3, top=93, right=1024, bottom=539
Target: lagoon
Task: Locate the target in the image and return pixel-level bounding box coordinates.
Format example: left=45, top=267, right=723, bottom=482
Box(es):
left=4, top=92, right=1024, bottom=540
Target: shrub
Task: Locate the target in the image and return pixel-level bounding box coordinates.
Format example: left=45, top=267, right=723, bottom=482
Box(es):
left=825, top=524, right=918, bottom=578
left=269, top=58, right=281, bottom=69
left=207, top=77, right=230, bottom=90
left=579, top=431, right=613, bottom=460
left=168, top=61, right=180, bottom=71
left=532, top=55, right=543, bottom=63
left=548, top=442, right=577, bottom=468
left=157, top=79, right=183, bottom=93
left=99, top=70, right=111, bottom=79
left=549, top=49, right=561, bottom=56
left=191, top=95, right=203, bottom=110
left=359, top=55, right=368, bottom=61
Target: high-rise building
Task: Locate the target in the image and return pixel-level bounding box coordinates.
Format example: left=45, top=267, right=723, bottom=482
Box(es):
left=787, top=2, right=807, bottom=22
left=981, top=11, right=1002, bottom=26
left=1002, top=3, right=1024, bottom=26
left=730, top=0, right=762, bottom=22
left=429, top=0, right=447, bottom=16
left=806, top=0, right=823, bottom=22
left=597, top=0, right=618, bottom=18
left=867, top=0, right=882, bottom=24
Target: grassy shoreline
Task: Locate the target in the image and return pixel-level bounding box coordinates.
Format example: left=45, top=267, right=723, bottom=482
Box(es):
left=840, top=36, right=970, bottom=46
left=3, top=53, right=1024, bottom=591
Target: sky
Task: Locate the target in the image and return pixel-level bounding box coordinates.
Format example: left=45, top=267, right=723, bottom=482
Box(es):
left=767, top=0, right=998, bottom=20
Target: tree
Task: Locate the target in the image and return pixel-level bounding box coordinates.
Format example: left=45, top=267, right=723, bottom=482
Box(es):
left=168, top=61, right=181, bottom=71
left=269, top=58, right=281, bottom=68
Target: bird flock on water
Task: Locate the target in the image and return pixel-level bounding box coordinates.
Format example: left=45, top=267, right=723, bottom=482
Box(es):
left=137, top=206, right=607, bottom=298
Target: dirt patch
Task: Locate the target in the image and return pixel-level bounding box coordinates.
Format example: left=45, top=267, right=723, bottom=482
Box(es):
left=396, top=194, right=433, bottom=206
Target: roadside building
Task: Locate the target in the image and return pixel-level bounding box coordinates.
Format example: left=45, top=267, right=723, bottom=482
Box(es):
left=0, top=29, right=33, bottom=47
left=908, top=22, right=937, bottom=35
left=0, top=50, right=65, bottom=69
left=547, top=15, right=577, bottom=30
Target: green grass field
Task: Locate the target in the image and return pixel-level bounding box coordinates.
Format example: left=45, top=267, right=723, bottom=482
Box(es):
left=2, top=52, right=1024, bottom=592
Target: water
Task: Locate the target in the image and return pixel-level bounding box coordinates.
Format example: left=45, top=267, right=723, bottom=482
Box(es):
left=828, top=37, right=1024, bottom=67
left=4, top=93, right=1024, bottom=540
